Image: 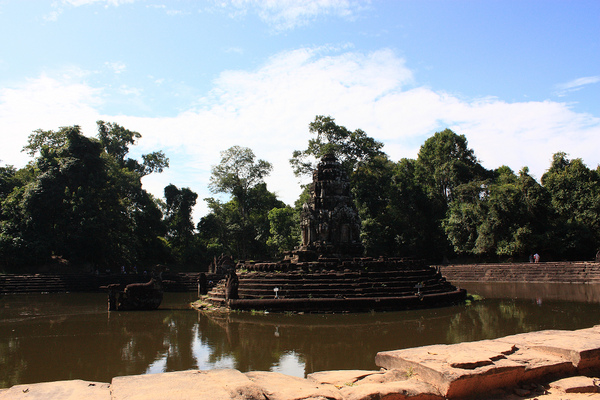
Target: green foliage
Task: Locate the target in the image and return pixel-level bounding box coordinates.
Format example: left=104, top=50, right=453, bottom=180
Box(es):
left=444, top=166, right=551, bottom=259
left=541, top=153, right=600, bottom=259
left=164, top=184, right=203, bottom=266
left=0, top=122, right=169, bottom=270
left=201, top=182, right=285, bottom=261
left=209, top=146, right=272, bottom=202
left=416, top=129, right=489, bottom=203
left=205, top=147, right=280, bottom=260
left=4, top=115, right=600, bottom=269
left=267, top=206, right=300, bottom=256
left=290, top=115, right=384, bottom=177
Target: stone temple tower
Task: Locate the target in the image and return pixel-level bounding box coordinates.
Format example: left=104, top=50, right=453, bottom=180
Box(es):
left=295, top=153, right=363, bottom=260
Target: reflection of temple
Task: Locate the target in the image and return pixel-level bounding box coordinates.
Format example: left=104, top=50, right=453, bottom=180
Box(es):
left=206, top=154, right=466, bottom=312
left=293, top=154, right=362, bottom=261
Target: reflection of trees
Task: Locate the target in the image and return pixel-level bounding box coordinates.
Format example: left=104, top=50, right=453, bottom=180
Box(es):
left=198, top=307, right=470, bottom=375
left=3, top=293, right=600, bottom=389
left=199, top=299, right=600, bottom=376
left=0, top=338, right=27, bottom=388
left=445, top=302, right=525, bottom=344
left=0, top=293, right=199, bottom=388
left=445, top=298, right=600, bottom=344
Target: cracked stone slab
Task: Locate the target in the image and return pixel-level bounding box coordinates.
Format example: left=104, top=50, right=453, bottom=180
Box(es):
left=245, top=371, right=343, bottom=400
left=339, top=379, right=443, bottom=400
left=307, top=369, right=409, bottom=387
left=375, top=338, right=574, bottom=398
left=549, top=376, right=600, bottom=393
left=498, top=326, right=600, bottom=371
left=0, top=379, right=110, bottom=400
left=110, top=369, right=265, bottom=400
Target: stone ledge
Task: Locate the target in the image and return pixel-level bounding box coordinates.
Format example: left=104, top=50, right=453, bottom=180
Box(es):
left=2, top=326, right=599, bottom=400
left=0, top=379, right=110, bottom=400
left=376, top=325, right=600, bottom=398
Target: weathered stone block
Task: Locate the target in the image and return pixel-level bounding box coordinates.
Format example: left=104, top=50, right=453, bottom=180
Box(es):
left=339, top=380, right=443, bottom=400
left=110, top=369, right=265, bottom=400
left=549, top=375, right=600, bottom=393
left=498, top=326, right=600, bottom=372
left=245, top=370, right=342, bottom=400
left=0, top=379, right=110, bottom=400
left=375, top=338, right=575, bottom=398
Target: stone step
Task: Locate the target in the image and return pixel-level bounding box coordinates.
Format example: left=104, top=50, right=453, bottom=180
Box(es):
left=0, top=272, right=219, bottom=294
left=438, top=262, right=600, bottom=283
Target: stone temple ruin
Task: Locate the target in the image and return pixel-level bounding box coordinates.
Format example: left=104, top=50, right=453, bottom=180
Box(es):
left=293, top=153, right=363, bottom=261
left=206, top=154, right=466, bottom=312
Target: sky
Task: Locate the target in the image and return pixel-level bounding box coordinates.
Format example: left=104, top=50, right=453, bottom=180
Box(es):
left=1, top=0, right=599, bottom=221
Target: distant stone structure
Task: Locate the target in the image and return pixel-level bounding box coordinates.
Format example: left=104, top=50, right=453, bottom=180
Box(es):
left=107, top=276, right=164, bottom=311
left=208, top=254, right=236, bottom=274
left=291, top=153, right=363, bottom=261
left=205, top=153, right=466, bottom=312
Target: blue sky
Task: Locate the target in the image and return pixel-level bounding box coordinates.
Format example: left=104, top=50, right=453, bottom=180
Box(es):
left=1, top=0, right=599, bottom=220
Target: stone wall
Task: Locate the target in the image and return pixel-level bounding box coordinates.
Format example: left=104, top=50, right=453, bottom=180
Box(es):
left=0, top=272, right=214, bottom=294
left=438, top=261, right=600, bottom=283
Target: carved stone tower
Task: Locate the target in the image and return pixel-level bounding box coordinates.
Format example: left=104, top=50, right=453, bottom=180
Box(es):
left=296, top=153, right=363, bottom=259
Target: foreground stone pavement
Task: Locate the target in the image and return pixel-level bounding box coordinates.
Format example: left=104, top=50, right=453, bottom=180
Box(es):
left=2, top=326, right=599, bottom=400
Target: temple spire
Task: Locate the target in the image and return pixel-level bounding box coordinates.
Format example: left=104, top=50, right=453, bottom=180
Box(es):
left=296, top=153, right=363, bottom=259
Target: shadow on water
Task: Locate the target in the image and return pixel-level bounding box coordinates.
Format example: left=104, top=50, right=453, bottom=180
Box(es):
left=1, top=284, right=600, bottom=388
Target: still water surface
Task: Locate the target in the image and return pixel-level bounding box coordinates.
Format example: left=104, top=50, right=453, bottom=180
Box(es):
left=2, top=283, right=600, bottom=388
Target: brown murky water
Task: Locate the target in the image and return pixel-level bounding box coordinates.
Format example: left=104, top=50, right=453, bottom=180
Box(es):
left=1, top=283, right=600, bottom=388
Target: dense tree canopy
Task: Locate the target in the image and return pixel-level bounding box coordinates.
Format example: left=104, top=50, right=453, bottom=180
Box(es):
left=202, top=146, right=283, bottom=260
left=290, top=115, right=384, bottom=177
left=2, top=116, right=600, bottom=272
left=0, top=123, right=170, bottom=270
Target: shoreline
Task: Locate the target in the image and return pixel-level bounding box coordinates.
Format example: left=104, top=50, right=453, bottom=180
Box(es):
left=2, top=325, right=599, bottom=400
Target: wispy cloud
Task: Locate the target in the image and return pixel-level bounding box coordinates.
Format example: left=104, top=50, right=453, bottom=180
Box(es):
left=214, top=0, right=368, bottom=31
left=105, top=61, right=127, bottom=74
left=45, top=0, right=136, bottom=20
left=62, top=0, right=136, bottom=6
left=555, top=76, right=600, bottom=96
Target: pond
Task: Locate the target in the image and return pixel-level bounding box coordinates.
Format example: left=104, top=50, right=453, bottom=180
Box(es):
left=1, top=282, right=600, bottom=388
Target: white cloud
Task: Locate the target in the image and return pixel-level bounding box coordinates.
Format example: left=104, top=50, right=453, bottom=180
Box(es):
left=46, top=0, right=136, bottom=20
left=2, top=47, right=599, bottom=221
left=105, top=61, right=127, bottom=74
left=118, top=84, right=142, bottom=96
left=555, top=76, right=600, bottom=96
left=62, top=0, right=136, bottom=6
left=216, top=0, right=368, bottom=31
left=0, top=73, right=102, bottom=167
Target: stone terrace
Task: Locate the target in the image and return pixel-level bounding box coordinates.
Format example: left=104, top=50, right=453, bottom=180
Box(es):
left=0, top=272, right=211, bottom=294
left=438, top=261, right=600, bottom=284
left=206, top=258, right=466, bottom=312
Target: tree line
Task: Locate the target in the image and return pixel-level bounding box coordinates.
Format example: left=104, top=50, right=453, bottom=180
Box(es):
left=1, top=116, right=599, bottom=272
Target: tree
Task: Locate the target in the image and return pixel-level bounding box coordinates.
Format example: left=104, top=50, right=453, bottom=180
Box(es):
left=201, top=183, right=285, bottom=261
left=267, top=206, right=299, bottom=256
left=541, top=152, right=600, bottom=259
left=352, top=154, right=397, bottom=256
left=415, top=129, right=489, bottom=203
left=444, top=166, right=551, bottom=260
left=290, top=115, right=384, bottom=177
left=0, top=122, right=169, bottom=270
left=19, top=126, right=124, bottom=265
left=96, top=120, right=169, bottom=175
left=209, top=146, right=272, bottom=221
left=207, top=146, right=279, bottom=260
left=164, top=184, right=202, bottom=266
left=0, top=164, right=17, bottom=199
left=97, top=120, right=141, bottom=164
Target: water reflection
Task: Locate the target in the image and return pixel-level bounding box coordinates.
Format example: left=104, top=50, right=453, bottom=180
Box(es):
left=1, top=284, right=600, bottom=388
